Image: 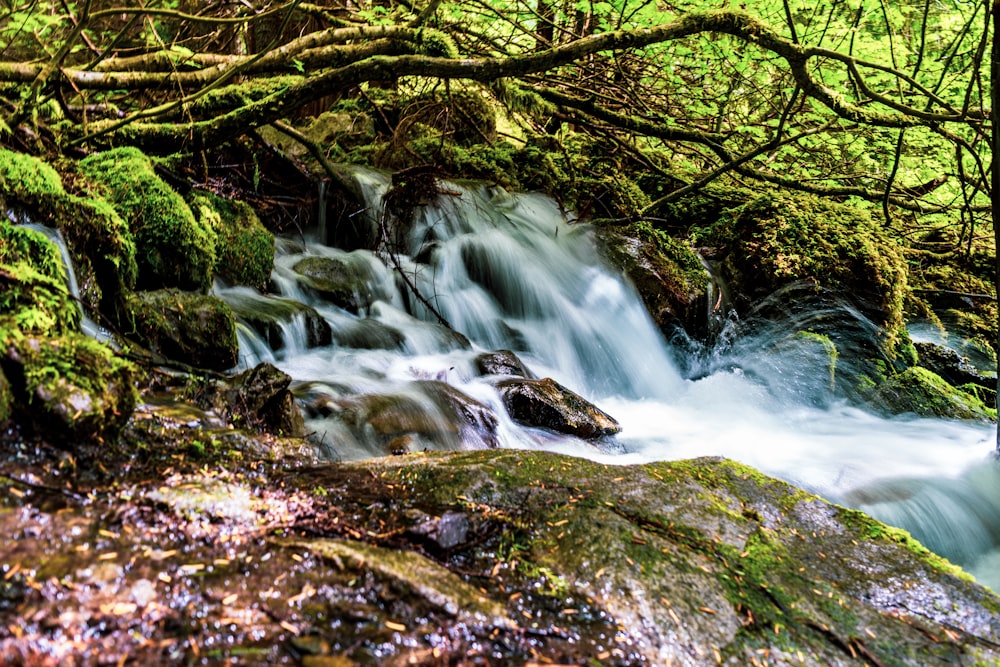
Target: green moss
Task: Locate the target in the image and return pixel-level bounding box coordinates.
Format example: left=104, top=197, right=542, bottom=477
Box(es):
left=78, top=147, right=217, bottom=292
left=4, top=332, right=138, bottom=441
left=0, top=148, right=65, bottom=208
left=189, top=192, right=274, bottom=290
left=124, top=289, right=238, bottom=371
left=0, top=221, right=80, bottom=336
left=841, top=508, right=972, bottom=581
left=869, top=366, right=995, bottom=421
left=718, top=191, right=908, bottom=357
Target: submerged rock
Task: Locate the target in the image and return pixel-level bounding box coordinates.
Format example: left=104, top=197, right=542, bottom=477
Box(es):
left=125, top=289, right=239, bottom=371
left=225, top=290, right=333, bottom=350
left=496, top=376, right=620, bottom=439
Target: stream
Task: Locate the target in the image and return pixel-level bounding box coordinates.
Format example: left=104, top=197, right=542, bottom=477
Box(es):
left=176, top=170, right=1000, bottom=591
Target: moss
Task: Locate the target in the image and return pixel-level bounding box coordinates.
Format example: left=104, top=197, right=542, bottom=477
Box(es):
left=869, top=366, right=996, bottom=421
left=3, top=332, right=138, bottom=442
left=840, top=508, right=972, bottom=581
left=189, top=192, right=274, bottom=290
left=0, top=148, right=65, bottom=208
left=0, top=366, right=11, bottom=425
left=55, top=193, right=138, bottom=319
left=124, top=289, right=238, bottom=371
left=0, top=221, right=80, bottom=336
left=721, top=190, right=908, bottom=353
left=78, top=147, right=217, bottom=292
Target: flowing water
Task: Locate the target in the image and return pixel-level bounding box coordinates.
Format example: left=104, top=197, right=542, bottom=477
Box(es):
left=25, top=168, right=992, bottom=591
left=213, top=169, right=1000, bottom=589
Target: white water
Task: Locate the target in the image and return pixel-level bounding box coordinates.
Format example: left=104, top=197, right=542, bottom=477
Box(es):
left=216, top=170, right=999, bottom=590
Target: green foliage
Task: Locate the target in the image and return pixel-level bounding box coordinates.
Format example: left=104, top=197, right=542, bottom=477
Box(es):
left=188, top=192, right=274, bottom=290
left=78, top=147, right=216, bottom=292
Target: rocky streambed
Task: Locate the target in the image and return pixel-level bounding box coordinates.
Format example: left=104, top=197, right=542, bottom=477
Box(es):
left=2, top=399, right=998, bottom=666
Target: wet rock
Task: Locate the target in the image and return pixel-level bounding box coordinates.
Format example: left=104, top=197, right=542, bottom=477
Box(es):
left=286, top=538, right=513, bottom=627
left=125, top=289, right=238, bottom=371
left=868, top=366, right=994, bottom=421
left=474, top=349, right=532, bottom=378
left=915, top=341, right=995, bottom=407
left=2, top=333, right=137, bottom=444
left=597, top=225, right=710, bottom=338
left=327, top=381, right=499, bottom=452
left=404, top=509, right=470, bottom=550
left=214, top=362, right=306, bottom=436
left=496, top=377, right=619, bottom=439
left=330, top=318, right=405, bottom=350
left=226, top=291, right=332, bottom=350
left=293, top=255, right=386, bottom=313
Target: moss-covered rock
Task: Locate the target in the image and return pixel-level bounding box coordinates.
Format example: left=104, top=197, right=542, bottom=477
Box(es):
left=868, top=366, right=995, bottom=420
left=125, top=289, right=238, bottom=371
left=292, top=254, right=388, bottom=313
left=189, top=192, right=274, bottom=290
left=0, top=148, right=65, bottom=210
left=57, top=194, right=138, bottom=320
left=224, top=290, right=333, bottom=350
left=78, top=148, right=216, bottom=292
left=598, top=220, right=710, bottom=338
left=0, top=221, right=80, bottom=337
left=720, top=191, right=908, bottom=352
left=0, top=367, right=11, bottom=426
left=1, top=333, right=137, bottom=443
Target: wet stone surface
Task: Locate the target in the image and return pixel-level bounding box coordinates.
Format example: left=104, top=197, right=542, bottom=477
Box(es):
left=0, top=403, right=999, bottom=666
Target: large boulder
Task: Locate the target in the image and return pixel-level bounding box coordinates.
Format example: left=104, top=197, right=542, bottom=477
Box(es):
left=719, top=191, right=908, bottom=351
left=496, top=376, right=620, bottom=439
left=125, top=289, right=239, bottom=371
left=79, top=148, right=216, bottom=292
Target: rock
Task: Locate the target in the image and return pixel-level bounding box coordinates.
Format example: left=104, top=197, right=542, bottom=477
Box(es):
left=597, top=224, right=710, bottom=338
left=125, top=289, right=239, bottom=371
left=474, top=349, right=532, bottom=378
left=207, top=362, right=306, bottom=436
left=330, top=318, right=405, bottom=350
left=496, top=376, right=620, bottom=439
left=915, top=341, right=994, bottom=406
left=79, top=147, right=216, bottom=292
left=325, top=381, right=499, bottom=452
left=404, top=509, right=470, bottom=550
left=293, top=255, right=388, bottom=313
left=2, top=333, right=137, bottom=443
left=225, top=290, right=333, bottom=350
left=285, top=537, right=513, bottom=628
left=334, top=450, right=1000, bottom=666
left=719, top=191, right=908, bottom=354
left=189, top=192, right=275, bottom=291
left=868, top=366, right=994, bottom=420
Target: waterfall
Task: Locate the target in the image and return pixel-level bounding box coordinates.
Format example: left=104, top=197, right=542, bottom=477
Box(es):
left=208, top=168, right=996, bottom=591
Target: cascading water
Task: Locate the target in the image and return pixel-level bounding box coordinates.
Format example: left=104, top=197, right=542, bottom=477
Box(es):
left=214, top=169, right=999, bottom=590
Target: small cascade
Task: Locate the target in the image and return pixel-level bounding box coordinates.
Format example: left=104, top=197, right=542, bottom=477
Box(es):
left=213, top=167, right=998, bottom=589
left=19, top=223, right=106, bottom=341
